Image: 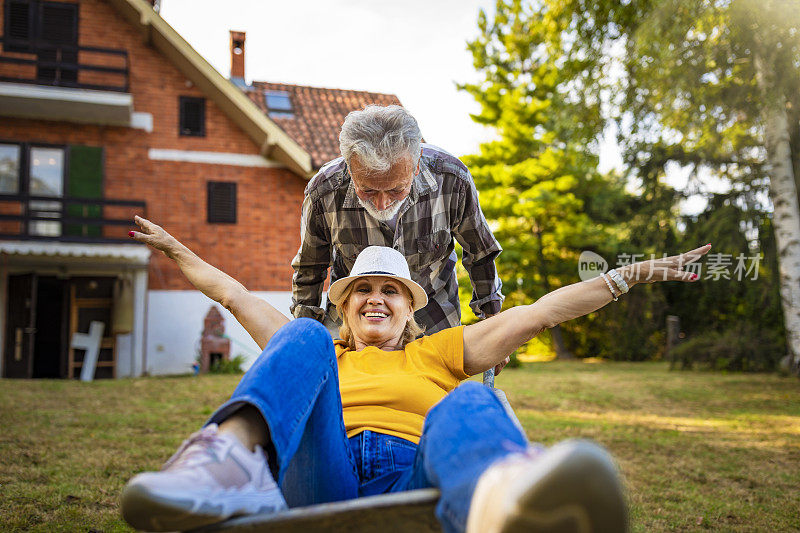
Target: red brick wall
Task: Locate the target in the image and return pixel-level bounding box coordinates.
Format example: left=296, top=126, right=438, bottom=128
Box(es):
left=0, top=0, right=307, bottom=291
left=144, top=161, right=304, bottom=291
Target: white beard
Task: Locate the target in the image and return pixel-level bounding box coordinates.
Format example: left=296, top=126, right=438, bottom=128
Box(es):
left=357, top=196, right=404, bottom=222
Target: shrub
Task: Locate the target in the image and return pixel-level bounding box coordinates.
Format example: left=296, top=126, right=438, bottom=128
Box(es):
left=670, top=323, right=784, bottom=372
left=209, top=354, right=247, bottom=374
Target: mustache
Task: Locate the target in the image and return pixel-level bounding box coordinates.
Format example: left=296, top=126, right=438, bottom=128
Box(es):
left=358, top=197, right=403, bottom=221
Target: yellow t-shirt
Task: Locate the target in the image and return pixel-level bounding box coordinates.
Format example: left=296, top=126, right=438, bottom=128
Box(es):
left=335, top=326, right=469, bottom=444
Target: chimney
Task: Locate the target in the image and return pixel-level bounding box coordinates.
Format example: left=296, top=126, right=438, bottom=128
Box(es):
left=230, top=31, right=246, bottom=83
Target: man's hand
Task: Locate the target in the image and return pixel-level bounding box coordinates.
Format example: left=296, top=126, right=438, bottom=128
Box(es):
left=494, top=356, right=510, bottom=376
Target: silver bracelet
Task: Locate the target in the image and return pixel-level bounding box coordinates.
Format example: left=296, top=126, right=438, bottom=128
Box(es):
left=607, top=269, right=629, bottom=294
left=600, top=273, right=619, bottom=301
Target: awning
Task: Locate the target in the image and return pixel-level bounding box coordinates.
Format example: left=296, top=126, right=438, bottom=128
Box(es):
left=0, top=241, right=150, bottom=266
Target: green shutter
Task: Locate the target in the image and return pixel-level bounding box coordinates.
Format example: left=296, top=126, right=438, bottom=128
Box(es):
left=65, top=145, right=103, bottom=237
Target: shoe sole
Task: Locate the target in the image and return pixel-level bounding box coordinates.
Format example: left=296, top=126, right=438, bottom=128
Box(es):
left=121, top=482, right=284, bottom=531
left=469, top=440, right=628, bottom=533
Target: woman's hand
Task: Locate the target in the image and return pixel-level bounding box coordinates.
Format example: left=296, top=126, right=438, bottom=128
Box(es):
left=462, top=243, right=712, bottom=376
left=129, top=215, right=183, bottom=259
left=127, top=215, right=290, bottom=349
left=619, top=244, right=712, bottom=288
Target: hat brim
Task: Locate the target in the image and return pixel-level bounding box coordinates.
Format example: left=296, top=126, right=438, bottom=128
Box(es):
left=328, top=273, right=428, bottom=312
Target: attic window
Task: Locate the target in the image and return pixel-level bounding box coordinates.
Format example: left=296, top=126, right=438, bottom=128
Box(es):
left=265, top=90, right=294, bottom=118
left=207, top=182, right=237, bottom=224
left=179, top=96, right=206, bottom=137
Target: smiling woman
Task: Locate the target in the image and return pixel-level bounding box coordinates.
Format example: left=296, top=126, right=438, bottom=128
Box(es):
left=121, top=215, right=708, bottom=533
left=328, top=246, right=426, bottom=351
left=337, top=277, right=425, bottom=350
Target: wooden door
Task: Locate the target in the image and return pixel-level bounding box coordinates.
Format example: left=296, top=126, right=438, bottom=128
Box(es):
left=3, top=273, right=37, bottom=378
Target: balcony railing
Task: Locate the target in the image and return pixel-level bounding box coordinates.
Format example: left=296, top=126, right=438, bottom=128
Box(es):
left=0, top=194, right=145, bottom=244
left=0, top=36, right=129, bottom=92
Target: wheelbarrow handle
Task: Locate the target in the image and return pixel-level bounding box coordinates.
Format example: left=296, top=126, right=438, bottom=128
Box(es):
left=482, top=368, right=495, bottom=389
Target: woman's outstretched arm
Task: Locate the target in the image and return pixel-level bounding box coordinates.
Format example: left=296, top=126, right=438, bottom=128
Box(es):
left=130, top=216, right=289, bottom=350
left=461, top=245, right=711, bottom=375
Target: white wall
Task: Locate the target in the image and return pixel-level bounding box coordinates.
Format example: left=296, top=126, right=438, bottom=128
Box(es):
left=145, top=290, right=296, bottom=375
left=115, top=333, right=133, bottom=378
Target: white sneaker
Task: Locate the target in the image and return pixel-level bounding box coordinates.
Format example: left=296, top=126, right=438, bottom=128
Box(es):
left=121, top=424, right=287, bottom=531
left=466, top=440, right=628, bottom=533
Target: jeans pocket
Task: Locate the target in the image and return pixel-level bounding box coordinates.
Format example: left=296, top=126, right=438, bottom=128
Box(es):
left=387, top=438, right=418, bottom=471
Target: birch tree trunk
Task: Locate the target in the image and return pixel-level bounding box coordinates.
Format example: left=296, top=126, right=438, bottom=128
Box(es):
left=754, top=51, right=800, bottom=374
left=789, top=113, right=800, bottom=209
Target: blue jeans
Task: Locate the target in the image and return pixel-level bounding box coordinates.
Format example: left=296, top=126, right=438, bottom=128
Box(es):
left=208, top=318, right=528, bottom=533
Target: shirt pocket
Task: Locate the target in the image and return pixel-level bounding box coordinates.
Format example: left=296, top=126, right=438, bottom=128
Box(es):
left=412, top=229, right=452, bottom=268
left=336, top=242, right=365, bottom=263
left=333, top=243, right=365, bottom=279
left=387, top=438, right=418, bottom=471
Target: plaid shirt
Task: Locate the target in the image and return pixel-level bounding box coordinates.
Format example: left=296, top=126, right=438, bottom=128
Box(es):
left=290, top=144, right=504, bottom=335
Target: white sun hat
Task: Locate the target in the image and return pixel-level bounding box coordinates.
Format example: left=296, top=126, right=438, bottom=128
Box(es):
left=327, top=246, right=428, bottom=311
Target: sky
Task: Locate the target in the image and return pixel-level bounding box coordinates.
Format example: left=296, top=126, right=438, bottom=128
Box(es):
left=158, top=0, right=634, bottom=170
left=158, top=0, right=502, bottom=158
left=157, top=0, right=721, bottom=213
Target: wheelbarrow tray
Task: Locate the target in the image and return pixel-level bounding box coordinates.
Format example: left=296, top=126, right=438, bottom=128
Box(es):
left=191, top=488, right=441, bottom=533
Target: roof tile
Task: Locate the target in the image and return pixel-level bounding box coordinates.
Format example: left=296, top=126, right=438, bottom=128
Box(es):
left=247, top=82, right=402, bottom=168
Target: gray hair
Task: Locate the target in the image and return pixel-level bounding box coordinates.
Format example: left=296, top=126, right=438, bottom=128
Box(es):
left=339, top=105, right=422, bottom=172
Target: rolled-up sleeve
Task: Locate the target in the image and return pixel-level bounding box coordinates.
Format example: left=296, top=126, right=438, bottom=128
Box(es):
left=453, top=177, right=504, bottom=318
left=290, top=194, right=331, bottom=322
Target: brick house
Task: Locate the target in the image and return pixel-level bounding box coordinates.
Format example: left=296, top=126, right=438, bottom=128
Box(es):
left=0, top=0, right=401, bottom=378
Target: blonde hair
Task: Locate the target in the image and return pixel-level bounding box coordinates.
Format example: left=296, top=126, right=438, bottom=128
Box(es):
left=337, top=280, right=425, bottom=350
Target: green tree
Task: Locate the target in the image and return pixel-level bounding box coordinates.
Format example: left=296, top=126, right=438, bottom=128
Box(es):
left=563, top=0, right=800, bottom=372
left=460, top=0, right=653, bottom=359
left=668, top=194, right=785, bottom=371
left=463, top=0, right=798, bottom=371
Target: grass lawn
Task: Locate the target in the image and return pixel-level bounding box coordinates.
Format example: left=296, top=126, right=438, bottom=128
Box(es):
left=2, top=361, right=799, bottom=532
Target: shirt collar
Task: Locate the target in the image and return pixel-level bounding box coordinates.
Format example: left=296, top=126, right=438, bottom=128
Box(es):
left=413, top=158, right=438, bottom=200
left=342, top=165, right=360, bottom=208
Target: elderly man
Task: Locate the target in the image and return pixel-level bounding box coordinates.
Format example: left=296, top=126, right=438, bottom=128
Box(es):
left=290, top=105, right=503, bottom=339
